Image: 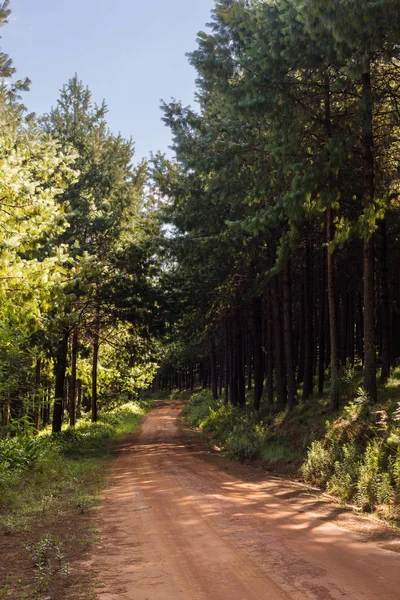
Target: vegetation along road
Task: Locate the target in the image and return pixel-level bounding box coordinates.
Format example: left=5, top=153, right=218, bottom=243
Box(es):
left=92, top=401, right=400, bottom=600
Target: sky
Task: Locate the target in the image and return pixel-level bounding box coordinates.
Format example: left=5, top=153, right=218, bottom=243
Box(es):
left=1, top=0, right=216, bottom=161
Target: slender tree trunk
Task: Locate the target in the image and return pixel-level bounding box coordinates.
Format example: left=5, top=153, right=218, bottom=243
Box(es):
left=224, top=324, right=229, bottom=404
left=272, top=277, right=287, bottom=409
left=70, top=330, right=78, bottom=426
left=266, top=292, right=274, bottom=405
left=247, top=330, right=253, bottom=391
left=210, top=339, right=218, bottom=400
left=92, top=311, right=100, bottom=423
left=283, top=262, right=297, bottom=408
left=327, top=209, right=339, bottom=410
left=235, top=313, right=246, bottom=407
left=380, top=220, right=391, bottom=383
left=318, top=246, right=327, bottom=394
left=52, top=331, right=69, bottom=433
left=303, top=237, right=314, bottom=399
left=252, top=297, right=264, bottom=412
left=33, top=358, right=41, bottom=434
left=324, top=70, right=340, bottom=410
left=361, top=62, right=377, bottom=402
left=229, top=321, right=237, bottom=406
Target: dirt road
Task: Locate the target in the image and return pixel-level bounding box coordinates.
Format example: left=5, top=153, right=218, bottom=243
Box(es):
left=93, top=401, right=400, bottom=599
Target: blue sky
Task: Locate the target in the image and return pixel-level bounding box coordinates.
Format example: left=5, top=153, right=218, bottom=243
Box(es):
left=1, top=0, right=216, bottom=160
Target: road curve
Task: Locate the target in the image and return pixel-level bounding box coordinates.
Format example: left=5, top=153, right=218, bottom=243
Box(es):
left=93, top=401, right=400, bottom=600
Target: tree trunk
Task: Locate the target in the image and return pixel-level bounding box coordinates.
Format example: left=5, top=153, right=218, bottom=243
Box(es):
left=272, top=277, right=287, bottom=409
left=235, top=313, right=246, bottom=407
left=380, top=220, right=391, bottom=383
left=318, top=246, right=327, bottom=394
left=210, top=339, right=218, bottom=401
left=327, top=209, right=340, bottom=410
left=283, top=261, right=297, bottom=408
left=266, top=292, right=274, bottom=405
left=92, top=315, right=100, bottom=423
left=33, top=358, right=41, bottom=434
left=361, top=63, right=377, bottom=402
left=70, top=330, right=78, bottom=426
left=52, top=331, right=69, bottom=433
left=303, top=237, right=314, bottom=399
left=252, top=297, right=264, bottom=412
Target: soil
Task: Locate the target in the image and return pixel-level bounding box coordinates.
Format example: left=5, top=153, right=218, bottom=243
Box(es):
left=0, top=475, right=99, bottom=599
left=89, top=400, right=400, bottom=600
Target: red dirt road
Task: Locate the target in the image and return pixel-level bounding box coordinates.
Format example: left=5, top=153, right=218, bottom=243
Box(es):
left=93, top=401, right=400, bottom=599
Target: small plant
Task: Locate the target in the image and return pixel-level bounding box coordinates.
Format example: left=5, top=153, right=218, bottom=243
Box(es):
left=27, top=535, right=69, bottom=593
left=301, top=440, right=335, bottom=486
left=327, top=443, right=360, bottom=501
left=76, top=492, right=96, bottom=513
left=225, top=428, right=261, bottom=461
left=356, top=440, right=395, bottom=511
left=342, top=388, right=371, bottom=422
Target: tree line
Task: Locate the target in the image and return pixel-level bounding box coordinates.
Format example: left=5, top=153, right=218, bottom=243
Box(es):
left=154, top=0, right=400, bottom=411
left=0, top=1, right=161, bottom=435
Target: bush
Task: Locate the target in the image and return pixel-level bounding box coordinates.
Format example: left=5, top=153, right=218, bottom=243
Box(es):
left=301, top=441, right=335, bottom=487
left=327, top=443, right=360, bottom=501
left=356, top=440, right=395, bottom=510
left=0, top=436, right=48, bottom=486
left=181, top=389, right=216, bottom=428
left=225, top=426, right=263, bottom=461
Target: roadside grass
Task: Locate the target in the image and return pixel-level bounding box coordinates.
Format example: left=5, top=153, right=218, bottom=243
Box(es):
left=0, top=400, right=151, bottom=599
left=180, top=370, right=400, bottom=523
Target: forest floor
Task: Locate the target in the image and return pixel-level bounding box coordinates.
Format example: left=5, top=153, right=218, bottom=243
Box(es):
left=87, top=400, right=400, bottom=600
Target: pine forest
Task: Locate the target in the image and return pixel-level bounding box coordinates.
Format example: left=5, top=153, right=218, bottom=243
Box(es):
left=2, top=1, right=400, bottom=599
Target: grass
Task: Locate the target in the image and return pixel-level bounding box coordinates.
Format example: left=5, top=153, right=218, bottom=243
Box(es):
left=0, top=401, right=151, bottom=528
left=0, top=400, right=152, bottom=599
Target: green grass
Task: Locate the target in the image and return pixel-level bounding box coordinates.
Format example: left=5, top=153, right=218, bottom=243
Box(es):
left=0, top=400, right=152, bottom=531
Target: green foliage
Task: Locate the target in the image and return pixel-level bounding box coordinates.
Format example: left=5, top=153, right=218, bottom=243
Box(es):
left=182, top=390, right=298, bottom=463
left=225, top=427, right=262, bottom=461
left=181, top=389, right=217, bottom=427
left=301, top=441, right=335, bottom=487
left=327, top=443, right=361, bottom=501
left=0, top=437, right=47, bottom=486
left=356, top=440, right=395, bottom=510
left=0, top=402, right=148, bottom=497
left=27, top=535, right=69, bottom=593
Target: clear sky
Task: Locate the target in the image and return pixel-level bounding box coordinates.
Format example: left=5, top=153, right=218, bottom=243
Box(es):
left=1, top=0, right=216, bottom=161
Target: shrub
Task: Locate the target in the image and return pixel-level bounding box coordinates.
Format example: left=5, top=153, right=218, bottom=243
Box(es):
left=356, top=440, right=395, bottom=510
left=181, top=390, right=216, bottom=428
left=327, top=443, right=360, bottom=501
left=0, top=436, right=47, bottom=484
left=301, top=440, right=335, bottom=486
left=225, top=426, right=262, bottom=461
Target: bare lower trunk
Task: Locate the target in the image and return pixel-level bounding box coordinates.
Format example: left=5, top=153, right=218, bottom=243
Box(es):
left=52, top=331, right=69, bottom=433
left=70, top=330, right=78, bottom=426
left=283, top=262, right=297, bottom=408
left=361, top=64, right=377, bottom=402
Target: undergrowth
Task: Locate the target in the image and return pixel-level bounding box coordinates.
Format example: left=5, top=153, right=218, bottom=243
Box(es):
left=0, top=401, right=151, bottom=528
left=181, top=371, right=400, bottom=521
left=181, top=390, right=299, bottom=463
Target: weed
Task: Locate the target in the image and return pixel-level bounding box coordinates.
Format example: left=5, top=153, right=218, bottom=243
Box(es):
left=76, top=492, right=97, bottom=514
left=27, top=535, right=69, bottom=594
